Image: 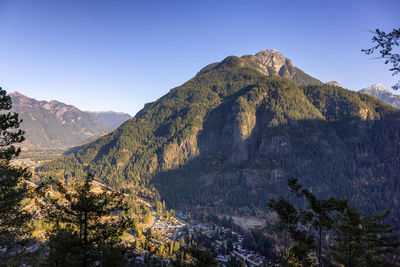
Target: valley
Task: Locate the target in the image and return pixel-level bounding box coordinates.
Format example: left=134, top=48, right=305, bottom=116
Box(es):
left=2, top=1, right=399, bottom=265
left=6, top=49, right=400, bottom=265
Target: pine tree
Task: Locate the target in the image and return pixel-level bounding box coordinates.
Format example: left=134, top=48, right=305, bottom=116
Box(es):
left=300, top=189, right=346, bottom=266
left=331, top=208, right=399, bottom=267
left=360, top=210, right=399, bottom=266
left=0, top=87, right=32, bottom=263
left=270, top=178, right=399, bottom=267
left=268, top=196, right=299, bottom=254
left=330, top=206, right=365, bottom=267
left=36, top=174, right=133, bottom=266
left=268, top=195, right=315, bottom=265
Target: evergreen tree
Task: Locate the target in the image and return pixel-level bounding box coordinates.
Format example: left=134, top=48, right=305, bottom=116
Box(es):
left=300, top=189, right=346, bottom=266
left=330, top=206, right=365, bottom=267
left=268, top=196, right=299, bottom=254
left=331, top=207, right=399, bottom=267
left=269, top=179, right=317, bottom=265
left=270, top=178, right=399, bottom=267
left=360, top=210, right=399, bottom=266
left=0, top=87, right=32, bottom=263
left=36, top=174, right=133, bottom=266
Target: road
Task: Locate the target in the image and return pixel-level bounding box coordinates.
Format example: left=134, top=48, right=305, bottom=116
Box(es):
left=232, top=251, right=261, bottom=266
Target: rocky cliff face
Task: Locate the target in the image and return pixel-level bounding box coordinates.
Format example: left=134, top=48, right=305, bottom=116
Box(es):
left=9, top=92, right=111, bottom=150
left=241, top=49, right=322, bottom=86
left=359, top=84, right=400, bottom=108
left=325, top=81, right=341, bottom=87
left=242, top=49, right=292, bottom=75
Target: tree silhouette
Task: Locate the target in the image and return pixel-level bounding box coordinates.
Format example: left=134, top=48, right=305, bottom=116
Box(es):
left=269, top=178, right=399, bottom=266
left=0, top=87, right=32, bottom=264
left=362, top=28, right=400, bottom=90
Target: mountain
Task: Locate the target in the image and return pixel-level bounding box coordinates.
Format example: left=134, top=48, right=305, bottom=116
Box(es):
left=86, top=111, right=132, bottom=129
left=359, top=84, right=400, bottom=108
left=37, top=49, right=400, bottom=225
left=9, top=92, right=112, bottom=150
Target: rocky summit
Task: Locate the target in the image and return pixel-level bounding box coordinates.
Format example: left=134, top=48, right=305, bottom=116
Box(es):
left=38, top=49, right=400, bottom=226
left=359, top=84, right=400, bottom=108
left=325, top=81, right=341, bottom=87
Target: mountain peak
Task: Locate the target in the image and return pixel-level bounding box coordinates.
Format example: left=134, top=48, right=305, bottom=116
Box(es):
left=370, top=83, right=390, bottom=92
left=9, top=91, right=43, bottom=106
left=256, top=48, right=283, bottom=56
left=359, top=84, right=391, bottom=94
left=238, top=49, right=321, bottom=85
left=359, top=84, right=400, bottom=108
left=9, top=90, right=21, bottom=95
left=9, top=91, right=29, bottom=98
left=246, top=49, right=291, bottom=73
left=197, top=49, right=321, bottom=86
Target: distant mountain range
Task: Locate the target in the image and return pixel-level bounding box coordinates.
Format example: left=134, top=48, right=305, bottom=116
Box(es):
left=9, top=92, right=131, bottom=151
left=38, top=49, right=400, bottom=226
left=86, top=111, right=132, bottom=129
left=358, top=84, right=400, bottom=109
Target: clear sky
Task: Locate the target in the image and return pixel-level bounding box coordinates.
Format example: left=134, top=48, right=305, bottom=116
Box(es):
left=0, top=0, right=399, bottom=115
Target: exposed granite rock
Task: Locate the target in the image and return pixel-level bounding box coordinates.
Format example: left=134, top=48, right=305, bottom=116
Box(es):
left=359, top=84, right=400, bottom=109
left=325, top=81, right=341, bottom=87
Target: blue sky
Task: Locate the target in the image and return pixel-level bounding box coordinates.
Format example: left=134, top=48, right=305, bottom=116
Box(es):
left=0, top=0, right=399, bottom=115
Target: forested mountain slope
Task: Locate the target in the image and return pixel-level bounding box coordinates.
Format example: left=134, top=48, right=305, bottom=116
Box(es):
left=37, top=50, right=400, bottom=225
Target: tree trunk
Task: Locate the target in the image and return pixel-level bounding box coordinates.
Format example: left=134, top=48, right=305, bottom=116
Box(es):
left=83, top=211, right=88, bottom=267
left=318, top=215, right=322, bottom=267
left=348, top=236, right=352, bottom=267
left=79, top=212, right=83, bottom=240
